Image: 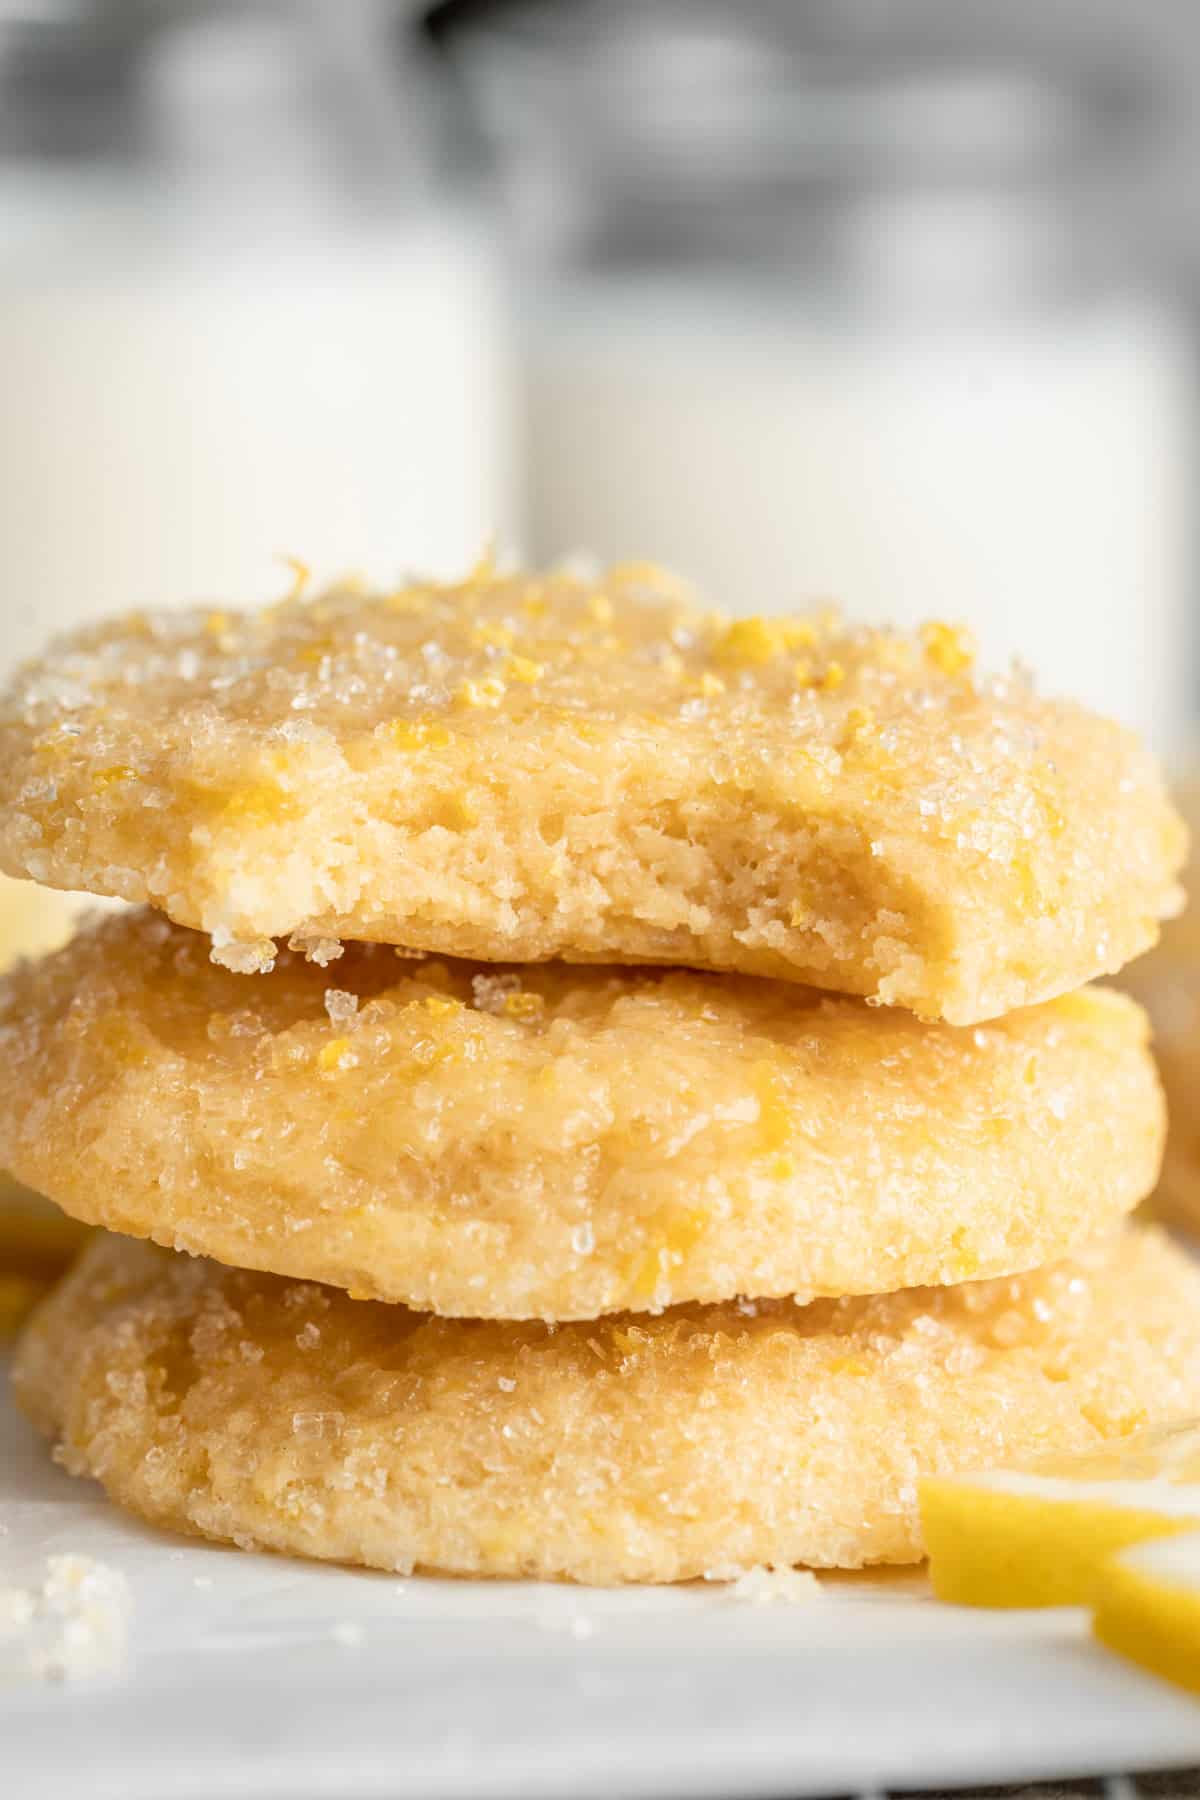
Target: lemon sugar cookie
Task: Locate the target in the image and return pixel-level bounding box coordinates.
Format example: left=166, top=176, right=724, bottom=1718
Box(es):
left=16, top=1227, right=1200, bottom=1584
left=0, top=908, right=1164, bottom=1319
left=1123, top=773, right=1200, bottom=1233
left=0, top=566, right=1182, bottom=1024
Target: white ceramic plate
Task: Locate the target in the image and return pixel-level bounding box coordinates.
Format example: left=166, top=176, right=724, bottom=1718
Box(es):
left=5, top=1360, right=1200, bottom=1800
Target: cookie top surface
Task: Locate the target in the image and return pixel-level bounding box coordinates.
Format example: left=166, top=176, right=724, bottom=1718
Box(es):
left=0, top=908, right=1163, bottom=1318
left=0, top=564, right=1183, bottom=1022
left=18, top=1228, right=1200, bottom=1583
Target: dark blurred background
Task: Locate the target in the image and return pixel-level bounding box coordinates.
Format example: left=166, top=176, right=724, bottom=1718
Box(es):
left=1, top=0, right=1198, bottom=753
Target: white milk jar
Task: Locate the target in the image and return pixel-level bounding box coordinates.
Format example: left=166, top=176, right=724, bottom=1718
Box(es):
left=0, top=1, right=516, bottom=952
left=446, top=2, right=1195, bottom=751
left=0, top=1, right=516, bottom=674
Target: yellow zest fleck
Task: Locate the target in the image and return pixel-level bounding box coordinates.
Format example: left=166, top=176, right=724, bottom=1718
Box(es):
left=422, top=996, right=461, bottom=1020
left=818, top=660, right=846, bottom=692
left=34, top=729, right=72, bottom=758
left=503, top=992, right=545, bottom=1023
left=788, top=900, right=812, bottom=929
left=1012, top=850, right=1039, bottom=917
left=504, top=654, right=545, bottom=685
left=751, top=1060, right=792, bottom=1154
left=278, top=555, right=311, bottom=604
left=456, top=676, right=506, bottom=709
left=318, top=1037, right=354, bottom=1073
left=293, top=633, right=336, bottom=669
left=586, top=592, right=614, bottom=624
left=471, top=621, right=515, bottom=650
left=697, top=671, right=725, bottom=698
left=841, top=704, right=875, bottom=747
left=628, top=1256, right=661, bottom=1306
left=521, top=591, right=547, bottom=619
left=204, top=610, right=232, bottom=637
left=1037, top=790, right=1067, bottom=839
left=714, top=616, right=784, bottom=667
left=442, top=794, right=479, bottom=829
left=921, top=620, right=975, bottom=676
left=1082, top=1404, right=1154, bottom=1441
left=92, top=765, right=133, bottom=790
left=781, top=619, right=820, bottom=651
left=219, top=781, right=293, bottom=827
left=627, top=1208, right=708, bottom=1303
left=549, top=708, right=601, bottom=743
left=949, top=1229, right=980, bottom=1280
left=664, top=1208, right=707, bottom=1259
left=770, top=1153, right=797, bottom=1181
left=386, top=718, right=451, bottom=751
left=793, top=659, right=814, bottom=688
left=829, top=1357, right=871, bottom=1377
left=477, top=1522, right=529, bottom=1559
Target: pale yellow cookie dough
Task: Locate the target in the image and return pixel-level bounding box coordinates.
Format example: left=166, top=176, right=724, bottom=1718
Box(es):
left=0, top=565, right=1182, bottom=1023
left=17, top=1228, right=1200, bottom=1583
left=0, top=909, right=1164, bottom=1318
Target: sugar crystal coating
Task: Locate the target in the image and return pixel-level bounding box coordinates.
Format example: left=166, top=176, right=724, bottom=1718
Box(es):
left=16, top=1227, right=1200, bottom=1583
left=0, top=564, right=1183, bottom=1022
left=0, top=908, right=1164, bottom=1318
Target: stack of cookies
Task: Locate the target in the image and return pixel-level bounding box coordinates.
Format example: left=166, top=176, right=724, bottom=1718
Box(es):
left=3, top=563, right=1200, bottom=1584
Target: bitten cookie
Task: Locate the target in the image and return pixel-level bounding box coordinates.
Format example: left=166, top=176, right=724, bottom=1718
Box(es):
left=0, top=564, right=1182, bottom=1022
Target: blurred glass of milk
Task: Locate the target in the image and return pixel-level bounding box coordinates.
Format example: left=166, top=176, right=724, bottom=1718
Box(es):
left=0, top=0, right=516, bottom=673
left=441, top=0, right=1195, bottom=751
